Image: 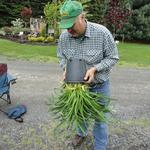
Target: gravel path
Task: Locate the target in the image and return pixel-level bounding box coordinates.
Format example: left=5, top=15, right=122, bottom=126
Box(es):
left=0, top=57, right=150, bottom=150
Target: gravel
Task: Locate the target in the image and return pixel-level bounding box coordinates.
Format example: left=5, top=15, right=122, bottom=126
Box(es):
left=0, top=57, right=150, bottom=150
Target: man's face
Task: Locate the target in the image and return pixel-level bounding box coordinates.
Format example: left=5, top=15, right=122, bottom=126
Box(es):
left=67, top=15, right=86, bottom=38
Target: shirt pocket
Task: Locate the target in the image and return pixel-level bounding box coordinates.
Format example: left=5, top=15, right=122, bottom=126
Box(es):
left=64, top=48, right=75, bottom=59
left=85, top=48, right=103, bottom=64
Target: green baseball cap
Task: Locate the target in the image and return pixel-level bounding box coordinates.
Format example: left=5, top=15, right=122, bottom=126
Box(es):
left=60, top=0, right=83, bottom=29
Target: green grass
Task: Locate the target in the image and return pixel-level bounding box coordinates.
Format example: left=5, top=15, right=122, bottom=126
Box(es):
left=118, top=42, right=150, bottom=68
left=0, top=39, right=57, bottom=62
left=0, top=38, right=150, bottom=67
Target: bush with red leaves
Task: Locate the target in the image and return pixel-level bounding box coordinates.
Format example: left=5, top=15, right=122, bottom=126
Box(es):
left=106, top=0, right=131, bottom=32
left=21, top=7, right=32, bottom=18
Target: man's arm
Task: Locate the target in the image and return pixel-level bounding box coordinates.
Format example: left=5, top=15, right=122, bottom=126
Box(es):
left=94, top=31, right=119, bottom=72
left=84, top=31, right=119, bottom=83
left=57, top=38, right=66, bottom=71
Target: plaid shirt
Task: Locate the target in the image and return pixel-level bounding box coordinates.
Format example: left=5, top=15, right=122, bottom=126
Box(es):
left=57, top=21, right=119, bottom=83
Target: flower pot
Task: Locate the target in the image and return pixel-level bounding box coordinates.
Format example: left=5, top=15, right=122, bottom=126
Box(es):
left=65, top=58, right=86, bottom=83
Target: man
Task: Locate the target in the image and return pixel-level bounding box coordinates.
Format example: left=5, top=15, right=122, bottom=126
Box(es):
left=57, top=0, right=119, bottom=150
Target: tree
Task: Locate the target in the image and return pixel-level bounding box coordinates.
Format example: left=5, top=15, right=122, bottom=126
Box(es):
left=105, top=0, right=131, bottom=37
left=0, top=0, right=50, bottom=27
left=86, top=0, right=109, bottom=25
left=119, top=2, right=150, bottom=41
left=0, top=1, right=26, bottom=27
left=132, top=0, right=150, bottom=9
left=29, top=0, right=50, bottom=17
left=21, top=7, right=32, bottom=27
left=44, top=1, right=61, bottom=38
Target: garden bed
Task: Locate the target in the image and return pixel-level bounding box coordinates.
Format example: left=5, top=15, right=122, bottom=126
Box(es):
left=0, top=35, right=57, bottom=46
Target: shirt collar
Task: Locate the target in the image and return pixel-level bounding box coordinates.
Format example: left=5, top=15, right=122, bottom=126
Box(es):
left=84, top=21, right=91, bottom=38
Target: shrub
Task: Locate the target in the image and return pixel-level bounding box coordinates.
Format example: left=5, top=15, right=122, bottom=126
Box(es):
left=11, top=18, right=25, bottom=35
left=117, top=3, right=150, bottom=41
left=45, top=36, right=55, bottom=42
left=0, top=30, right=6, bottom=36
left=2, top=26, right=12, bottom=35
left=27, top=35, right=55, bottom=43
left=28, top=36, right=45, bottom=42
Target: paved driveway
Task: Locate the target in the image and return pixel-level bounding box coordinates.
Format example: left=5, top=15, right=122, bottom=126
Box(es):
left=0, top=57, right=150, bottom=150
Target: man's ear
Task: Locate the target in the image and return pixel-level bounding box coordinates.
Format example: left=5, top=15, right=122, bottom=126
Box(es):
left=81, top=13, right=85, bottom=19
left=79, top=13, right=85, bottom=20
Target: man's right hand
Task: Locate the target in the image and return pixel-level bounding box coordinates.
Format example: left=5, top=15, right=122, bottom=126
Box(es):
left=84, top=67, right=96, bottom=84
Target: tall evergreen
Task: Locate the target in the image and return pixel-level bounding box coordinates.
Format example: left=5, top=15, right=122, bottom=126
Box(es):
left=0, top=0, right=51, bottom=27
left=86, top=0, right=109, bottom=25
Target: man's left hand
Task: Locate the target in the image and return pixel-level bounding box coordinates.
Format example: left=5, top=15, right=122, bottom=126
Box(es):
left=84, top=67, right=96, bottom=83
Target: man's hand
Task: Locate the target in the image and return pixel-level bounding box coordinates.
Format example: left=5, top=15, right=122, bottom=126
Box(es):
left=62, top=69, right=66, bottom=81
left=84, top=67, right=96, bottom=83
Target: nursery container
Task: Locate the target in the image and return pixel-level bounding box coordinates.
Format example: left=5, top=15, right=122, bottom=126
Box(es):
left=65, top=58, right=86, bottom=83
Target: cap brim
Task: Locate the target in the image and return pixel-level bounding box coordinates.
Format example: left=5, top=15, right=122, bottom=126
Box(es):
left=59, top=16, right=77, bottom=29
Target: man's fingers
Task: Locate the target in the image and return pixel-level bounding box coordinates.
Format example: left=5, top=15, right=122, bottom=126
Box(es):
left=84, top=71, right=89, bottom=81
left=84, top=72, right=93, bottom=83
left=62, top=70, right=66, bottom=81
left=86, top=75, right=93, bottom=83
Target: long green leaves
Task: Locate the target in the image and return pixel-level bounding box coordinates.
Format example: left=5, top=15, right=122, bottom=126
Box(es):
left=50, top=84, right=110, bottom=133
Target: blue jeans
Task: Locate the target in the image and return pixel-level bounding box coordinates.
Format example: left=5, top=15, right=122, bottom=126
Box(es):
left=77, top=80, right=110, bottom=150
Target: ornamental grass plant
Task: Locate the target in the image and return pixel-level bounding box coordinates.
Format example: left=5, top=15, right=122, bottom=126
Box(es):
left=49, top=83, right=110, bottom=133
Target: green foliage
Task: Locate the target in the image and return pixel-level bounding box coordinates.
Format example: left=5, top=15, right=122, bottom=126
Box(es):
left=86, top=0, right=150, bottom=41
left=28, top=36, right=45, bottom=42
left=11, top=18, right=24, bottom=28
left=0, top=0, right=149, bottom=41
left=132, top=0, right=150, bottom=9
left=44, top=1, right=62, bottom=38
left=28, top=35, right=55, bottom=43
left=0, top=0, right=50, bottom=27
left=11, top=18, right=26, bottom=35
left=86, top=0, right=109, bottom=24
left=50, top=84, right=110, bottom=133
left=0, top=1, right=28, bottom=27
left=43, top=0, right=89, bottom=38
left=29, top=0, right=50, bottom=17
left=44, top=2, right=60, bottom=27
left=0, top=29, right=6, bottom=36
left=118, top=3, right=150, bottom=41
left=45, top=36, right=55, bottom=42
left=1, top=26, right=12, bottom=35
left=86, top=0, right=132, bottom=38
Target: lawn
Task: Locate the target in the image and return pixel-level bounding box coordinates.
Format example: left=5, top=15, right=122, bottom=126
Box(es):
left=118, top=42, right=150, bottom=67
left=0, top=39, right=57, bottom=62
left=0, top=38, right=150, bottom=67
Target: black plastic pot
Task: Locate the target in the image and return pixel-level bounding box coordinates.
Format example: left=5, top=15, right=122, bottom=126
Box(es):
left=65, top=58, right=86, bottom=83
